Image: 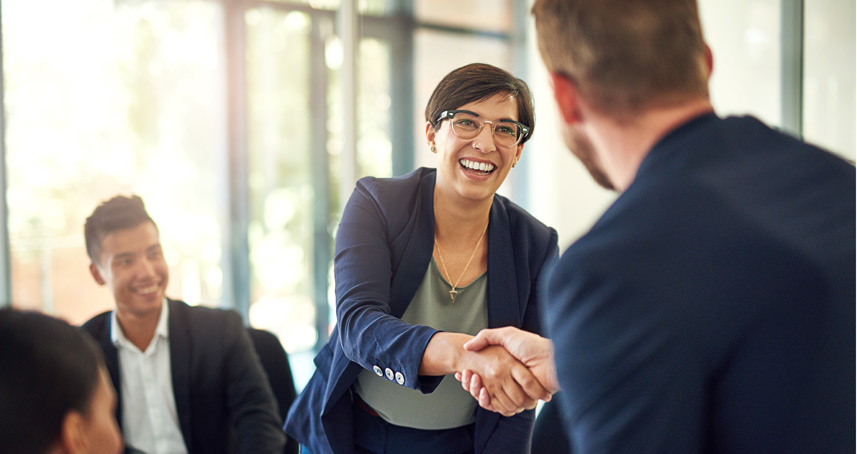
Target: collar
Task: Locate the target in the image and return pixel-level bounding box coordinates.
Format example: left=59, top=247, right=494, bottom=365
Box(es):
left=110, top=298, right=171, bottom=349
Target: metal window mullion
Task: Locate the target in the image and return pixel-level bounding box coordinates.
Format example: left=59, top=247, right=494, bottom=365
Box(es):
left=311, top=16, right=332, bottom=350
left=780, top=0, right=804, bottom=138
left=224, top=0, right=251, bottom=323
left=0, top=5, right=11, bottom=308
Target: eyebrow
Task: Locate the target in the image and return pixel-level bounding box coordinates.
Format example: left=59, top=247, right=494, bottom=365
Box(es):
left=113, top=252, right=134, bottom=261
left=457, top=109, right=519, bottom=123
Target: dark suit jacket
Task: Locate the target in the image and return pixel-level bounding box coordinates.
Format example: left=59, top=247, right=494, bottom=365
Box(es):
left=82, top=299, right=286, bottom=454
left=545, top=113, right=856, bottom=453
left=285, top=167, right=559, bottom=453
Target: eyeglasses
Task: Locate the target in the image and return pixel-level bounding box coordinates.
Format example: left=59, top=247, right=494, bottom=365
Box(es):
left=437, top=110, right=530, bottom=147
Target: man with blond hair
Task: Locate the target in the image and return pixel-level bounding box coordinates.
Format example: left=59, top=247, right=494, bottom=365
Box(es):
left=462, top=0, right=855, bottom=452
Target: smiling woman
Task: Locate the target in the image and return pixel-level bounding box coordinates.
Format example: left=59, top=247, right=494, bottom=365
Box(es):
left=285, top=63, right=559, bottom=454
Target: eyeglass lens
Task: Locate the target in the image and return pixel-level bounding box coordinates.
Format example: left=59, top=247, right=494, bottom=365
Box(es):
left=451, top=112, right=522, bottom=146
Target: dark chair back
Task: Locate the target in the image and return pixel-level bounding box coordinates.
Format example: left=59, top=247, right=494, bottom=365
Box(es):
left=247, top=328, right=299, bottom=454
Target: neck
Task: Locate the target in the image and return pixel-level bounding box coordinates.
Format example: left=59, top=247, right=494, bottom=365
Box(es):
left=116, top=304, right=162, bottom=351
left=589, top=97, right=714, bottom=192
left=432, top=186, right=491, bottom=241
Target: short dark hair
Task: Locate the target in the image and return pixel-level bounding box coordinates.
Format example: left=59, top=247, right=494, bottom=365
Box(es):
left=425, top=63, right=535, bottom=144
left=0, top=309, right=106, bottom=453
left=84, top=194, right=156, bottom=264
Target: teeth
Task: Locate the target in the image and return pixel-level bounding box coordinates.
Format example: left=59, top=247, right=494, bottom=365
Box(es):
left=460, top=159, right=495, bottom=173
left=136, top=285, right=158, bottom=294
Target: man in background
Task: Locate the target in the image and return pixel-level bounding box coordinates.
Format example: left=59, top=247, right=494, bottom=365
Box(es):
left=81, top=195, right=285, bottom=454
left=464, top=0, right=855, bottom=452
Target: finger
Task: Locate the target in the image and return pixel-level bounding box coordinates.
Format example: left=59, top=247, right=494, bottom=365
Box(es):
left=478, top=387, right=495, bottom=411
left=460, top=370, right=474, bottom=393
left=468, top=373, right=483, bottom=400
left=500, top=374, right=534, bottom=410
left=487, top=384, right=518, bottom=416
left=455, top=371, right=462, bottom=382
left=511, top=364, right=550, bottom=403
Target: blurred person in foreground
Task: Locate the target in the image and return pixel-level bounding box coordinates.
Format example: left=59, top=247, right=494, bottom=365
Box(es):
left=459, top=0, right=856, bottom=452
left=81, top=195, right=286, bottom=454
left=285, top=63, right=559, bottom=454
left=0, top=309, right=122, bottom=454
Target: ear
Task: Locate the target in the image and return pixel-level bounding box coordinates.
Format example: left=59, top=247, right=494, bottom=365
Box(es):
left=60, top=410, right=87, bottom=454
left=549, top=72, right=583, bottom=125
left=514, top=143, right=524, bottom=163
left=89, top=263, right=106, bottom=286
left=425, top=121, right=437, bottom=151
left=703, top=43, right=714, bottom=78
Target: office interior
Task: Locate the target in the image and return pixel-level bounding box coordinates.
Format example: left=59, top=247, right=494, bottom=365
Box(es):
left=0, top=0, right=853, bottom=389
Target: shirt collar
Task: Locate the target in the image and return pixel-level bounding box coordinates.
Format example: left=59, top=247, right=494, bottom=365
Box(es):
left=111, top=298, right=171, bottom=347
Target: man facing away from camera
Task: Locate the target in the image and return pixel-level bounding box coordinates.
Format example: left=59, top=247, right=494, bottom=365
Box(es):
left=460, top=0, right=855, bottom=452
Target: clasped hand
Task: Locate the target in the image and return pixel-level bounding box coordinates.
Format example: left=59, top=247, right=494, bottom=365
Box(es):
left=455, top=327, right=559, bottom=416
left=457, top=344, right=549, bottom=417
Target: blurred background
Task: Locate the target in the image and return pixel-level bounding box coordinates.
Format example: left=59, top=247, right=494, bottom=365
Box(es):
left=1, top=0, right=853, bottom=389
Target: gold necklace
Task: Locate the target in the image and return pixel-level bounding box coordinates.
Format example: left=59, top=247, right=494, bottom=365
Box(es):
left=434, top=223, right=488, bottom=303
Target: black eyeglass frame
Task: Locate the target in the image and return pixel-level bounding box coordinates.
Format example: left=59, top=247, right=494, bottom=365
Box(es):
left=437, top=109, right=531, bottom=146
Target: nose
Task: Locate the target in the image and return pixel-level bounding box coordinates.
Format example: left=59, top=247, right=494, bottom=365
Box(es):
left=136, top=257, right=157, bottom=279
left=471, top=122, right=497, bottom=153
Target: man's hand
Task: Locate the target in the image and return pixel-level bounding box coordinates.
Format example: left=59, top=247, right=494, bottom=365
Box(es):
left=455, top=327, right=559, bottom=412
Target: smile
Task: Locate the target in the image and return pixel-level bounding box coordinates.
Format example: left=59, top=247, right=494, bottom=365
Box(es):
left=459, top=158, right=495, bottom=175
left=134, top=285, right=160, bottom=295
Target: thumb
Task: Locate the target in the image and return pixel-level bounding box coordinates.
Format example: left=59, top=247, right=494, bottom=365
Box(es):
left=463, top=327, right=509, bottom=352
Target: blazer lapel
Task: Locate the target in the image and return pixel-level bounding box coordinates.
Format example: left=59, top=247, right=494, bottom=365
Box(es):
left=101, top=316, right=123, bottom=430
left=167, top=299, right=194, bottom=451
left=486, top=199, right=520, bottom=328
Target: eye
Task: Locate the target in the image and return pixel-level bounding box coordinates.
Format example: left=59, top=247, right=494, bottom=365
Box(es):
left=455, top=118, right=477, bottom=129
left=496, top=125, right=517, bottom=136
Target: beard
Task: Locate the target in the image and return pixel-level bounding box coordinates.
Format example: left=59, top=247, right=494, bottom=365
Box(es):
left=562, top=123, right=615, bottom=191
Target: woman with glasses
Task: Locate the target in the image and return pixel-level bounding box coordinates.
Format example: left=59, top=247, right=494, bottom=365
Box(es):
left=285, top=63, right=559, bottom=454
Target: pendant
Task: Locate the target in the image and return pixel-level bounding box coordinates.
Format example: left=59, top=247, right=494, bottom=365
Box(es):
left=449, top=288, right=458, bottom=303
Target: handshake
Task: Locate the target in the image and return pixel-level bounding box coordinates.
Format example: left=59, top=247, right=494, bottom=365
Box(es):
left=453, top=327, right=559, bottom=417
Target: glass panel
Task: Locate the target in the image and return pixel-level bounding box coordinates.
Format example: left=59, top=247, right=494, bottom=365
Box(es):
left=3, top=0, right=227, bottom=325
left=245, top=7, right=318, bottom=370
left=699, top=0, right=781, bottom=127
left=359, top=0, right=391, bottom=16
left=358, top=38, right=393, bottom=178
left=803, top=0, right=855, bottom=161
left=264, top=0, right=341, bottom=10
left=412, top=29, right=513, bottom=170
left=415, top=0, right=513, bottom=33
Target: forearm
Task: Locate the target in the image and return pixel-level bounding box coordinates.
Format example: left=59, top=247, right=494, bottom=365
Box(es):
left=419, top=331, right=472, bottom=375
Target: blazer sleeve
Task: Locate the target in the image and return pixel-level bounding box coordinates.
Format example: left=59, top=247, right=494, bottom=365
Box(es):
left=220, top=311, right=287, bottom=453
left=334, top=178, right=441, bottom=393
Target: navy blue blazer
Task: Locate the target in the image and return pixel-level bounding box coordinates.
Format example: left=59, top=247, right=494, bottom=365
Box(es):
left=545, top=114, right=856, bottom=453
left=82, top=299, right=286, bottom=454
left=286, top=168, right=559, bottom=453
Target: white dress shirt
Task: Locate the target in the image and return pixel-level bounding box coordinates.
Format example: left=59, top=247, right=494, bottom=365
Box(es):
left=111, top=300, right=189, bottom=454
